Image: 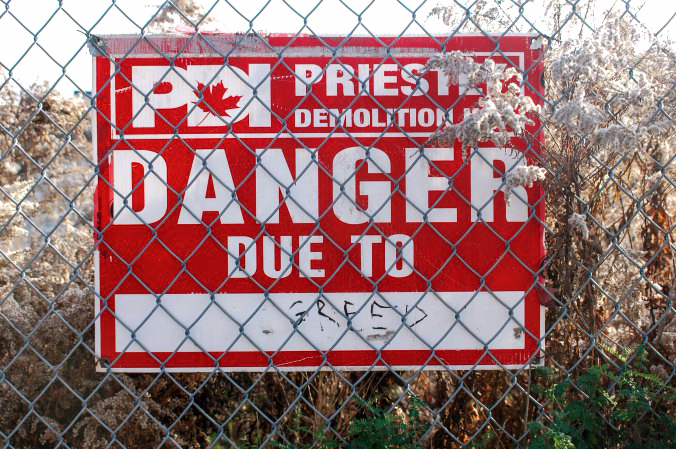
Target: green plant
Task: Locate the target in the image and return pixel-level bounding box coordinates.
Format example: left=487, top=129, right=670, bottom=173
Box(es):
left=528, top=348, right=675, bottom=449
left=272, top=393, right=427, bottom=449
left=346, top=395, right=426, bottom=449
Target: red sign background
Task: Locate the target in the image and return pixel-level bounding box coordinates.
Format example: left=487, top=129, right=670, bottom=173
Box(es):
left=94, top=34, right=545, bottom=371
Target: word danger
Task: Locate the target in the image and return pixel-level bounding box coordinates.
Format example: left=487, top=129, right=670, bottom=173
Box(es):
left=114, top=146, right=533, bottom=227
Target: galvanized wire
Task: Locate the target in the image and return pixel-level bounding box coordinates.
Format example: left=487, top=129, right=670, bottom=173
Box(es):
left=0, top=0, right=674, bottom=448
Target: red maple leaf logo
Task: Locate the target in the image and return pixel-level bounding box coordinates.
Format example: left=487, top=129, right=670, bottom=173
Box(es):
left=193, top=81, right=242, bottom=120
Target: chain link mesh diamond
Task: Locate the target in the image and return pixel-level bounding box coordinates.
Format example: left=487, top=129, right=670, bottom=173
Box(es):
left=0, top=0, right=673, bottom=447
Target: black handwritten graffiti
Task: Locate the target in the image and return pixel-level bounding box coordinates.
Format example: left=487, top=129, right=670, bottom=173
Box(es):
left=288, top=298, right=427, bottom=332
left=371, top=301, right=386, bottom=318
left=316, top=300, right=336, bottom=323
left=343, top=301, right=356, bottom=319
left=290, top=300, right=306, bottom=325
left=343, top=301, right=364, bottom=332
left=405, top=304, right=428, bottom=327
left=371, top=301, right=390, bottom=330
left=369, top=301, right=429, bottom=331
left=317, top=299, right=339, bottom=331
left=289, top=299, right=340, bottom=330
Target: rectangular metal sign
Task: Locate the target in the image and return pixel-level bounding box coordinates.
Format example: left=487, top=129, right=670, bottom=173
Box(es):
left=94, top=34, right=545, bottom=371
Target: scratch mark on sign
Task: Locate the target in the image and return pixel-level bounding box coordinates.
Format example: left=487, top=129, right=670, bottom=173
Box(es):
left=367, top=330, right=396, bottom=341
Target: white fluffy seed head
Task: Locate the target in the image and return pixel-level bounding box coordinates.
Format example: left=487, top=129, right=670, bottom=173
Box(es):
left=568, top=213, right=590, bottom=239
left=503, top=165, right=547, bottom=203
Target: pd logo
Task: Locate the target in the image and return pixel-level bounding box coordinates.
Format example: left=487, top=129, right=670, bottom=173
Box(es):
left=129, top=63, right=272, bottom=129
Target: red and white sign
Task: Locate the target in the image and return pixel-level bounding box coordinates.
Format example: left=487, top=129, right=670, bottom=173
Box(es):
left=94, top=34, right=545, bottom=371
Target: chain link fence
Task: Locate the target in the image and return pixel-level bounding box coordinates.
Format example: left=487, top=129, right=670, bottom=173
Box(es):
left=0, top=0, right=674, bottom=447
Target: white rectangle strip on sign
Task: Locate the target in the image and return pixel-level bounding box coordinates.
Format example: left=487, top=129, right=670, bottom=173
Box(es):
left=114, top=292, right=526, bottom=353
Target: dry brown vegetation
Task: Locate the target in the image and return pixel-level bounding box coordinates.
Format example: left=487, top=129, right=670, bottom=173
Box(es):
left=0, top=1, right=673, bottom=447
